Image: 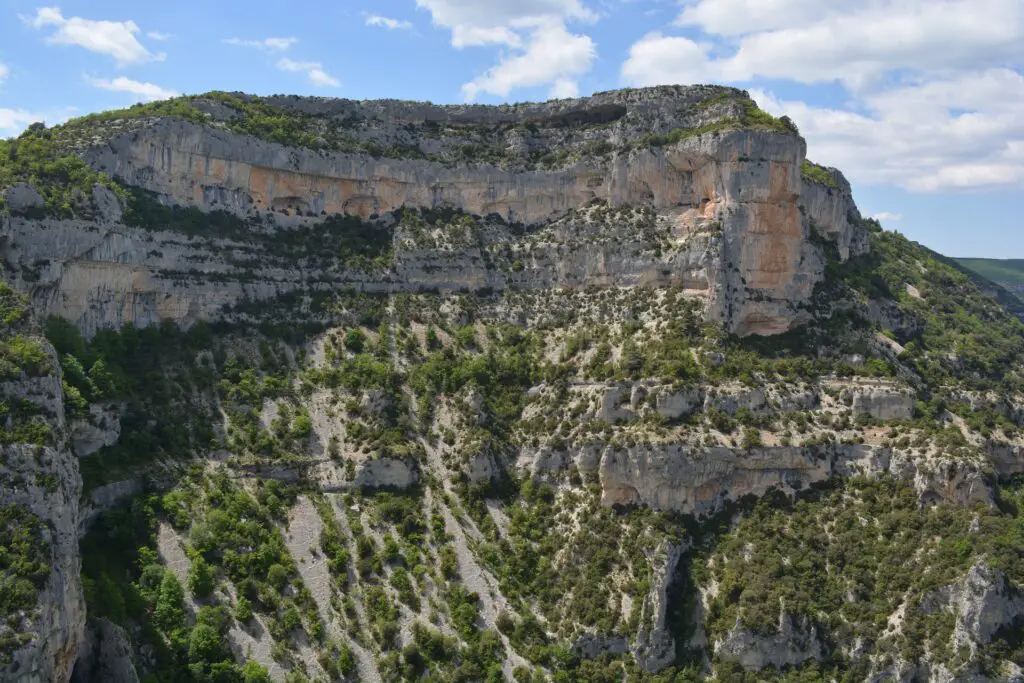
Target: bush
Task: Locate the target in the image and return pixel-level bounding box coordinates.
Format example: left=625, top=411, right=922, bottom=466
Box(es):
left=188, top=556, right=217, bottom=599
left=0, top=505, right=51, bottom=618
left=266, top=563, right=289, bottom=589
left=154, top=570, right=186, bottom=632
left=344, top=328, right=367, bottom=353
left=234, top=596, right=253, bottom=623
left=242, top=660, right=273, bottom=683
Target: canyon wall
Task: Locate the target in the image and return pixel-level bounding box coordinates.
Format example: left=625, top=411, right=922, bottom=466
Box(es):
left=2, top=86, right=864, bottom=338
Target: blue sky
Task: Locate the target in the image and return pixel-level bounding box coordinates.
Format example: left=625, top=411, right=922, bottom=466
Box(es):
left=1, top=0, right=1022, bottom=258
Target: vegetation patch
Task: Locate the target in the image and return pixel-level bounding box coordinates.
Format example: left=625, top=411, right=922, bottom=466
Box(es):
left=697, top=477, right=1024, bottom=673
left=801, top=160, right=839, bottom=189
left=0, top=504, right=51, bottom=663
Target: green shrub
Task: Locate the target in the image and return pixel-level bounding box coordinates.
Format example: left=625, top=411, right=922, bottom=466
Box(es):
left=801, top=160, right=839, bottom=189
left=187, top=556, right=217, bottom=599
left=0, top=505, right=51, bottom=626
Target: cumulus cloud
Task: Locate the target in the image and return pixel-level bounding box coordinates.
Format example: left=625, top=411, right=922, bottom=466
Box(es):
left=461, top=20, right=595, bottom=101
left=417, top=0, right=595, bottom=46
left=675, top=0, right=846, bottom=37
left=621, top=33, right=725, bottom=86
left=0, top=106, right=76, bottom=134
left=88, top=76, right=178, bottom=101
left=224, top=37, right=297, bottom=51
left=276, top=58, right=340, bottom=87
left=650, top=0, right=1024, bottom=90
left=365, top=15, right=413, bottom=30
left=0, top=63, right=8, bottom=83
left=28, top=6, right=163, bottom=65
left=417, top=0, right=598, bottom=100
left=146, top=31, right=172, bottom=41
left=621, top=0, right=1024, bottom=192
left=0, top=109, right=42, bottom=133
left=549, top=77, right=580, bottom=99
left=751, top=72, right=1024, bottom=192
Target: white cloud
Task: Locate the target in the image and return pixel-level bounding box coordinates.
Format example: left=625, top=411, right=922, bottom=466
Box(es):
left=675, top=0, right=844, bottom=36
left=0, top=63, right=8, bottom=83
left=621, top=33, right=725, bottom=86
left=276, top=58, right=340, bottom=88
left=418, top=0, right=598, bottom=99
left=625, top=0, right=1024, bottom=91
left=365, top=14, right=413, bottom=30
left=147, top=31, right=172, bottom=41
left=88, top=76, right=178, bottom=101
left=0, top=106, right=76, bottom=134
left=308, top=68, right=341, bottom=88
left=549, top=77, right=580, bottom=99
left=461, top=20, right=595, bottom=101
left=0, top=109, right=43, bottom=133
left=871, top=212, right=904, bottom=222
left=751, top=72, right=1024, bottom=192
left=277, top=58, right=318, bottom=71
left=224, top=37, right=297, bottom=51
left=28, top=6, right=162, bottom=65
left=417, top=0, right=595, bottom=46
left=620, top=0, right=1024, bottom=192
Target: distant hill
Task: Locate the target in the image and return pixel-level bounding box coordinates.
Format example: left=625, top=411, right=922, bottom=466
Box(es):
left=951, top=258, right=1024, bottom=321
left=955, top=258, right=1024, bottom=294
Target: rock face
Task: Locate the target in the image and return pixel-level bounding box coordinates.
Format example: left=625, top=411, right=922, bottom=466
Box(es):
left=354, top=457, right=419, bottom=490
left=519, top=441, right=989, bottom=516
left=78, top=478, right=145, bottom=535
left=1, top=182, right=46, bottom=215
left=633, top=543, right=685, bottom=672
left=716, top=613, right=824, bottom=671
left=824, top=378, right=916, bottom=421
left=921, top=562, right=1024, bottom=647
left=0, top=348, right=85, bottom=683
left=70, top=404, right=121, bottom=456
left=1, top=86, right=866, bottom=338
left=72, top=618, right=139, bottom=683
left=5, top=86, right=1018, bottom=682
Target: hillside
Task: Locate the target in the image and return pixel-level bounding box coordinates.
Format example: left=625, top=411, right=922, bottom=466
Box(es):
left=956, top=258, right=1024, bottom=296
left=1, top=86, right=1022, bottom=683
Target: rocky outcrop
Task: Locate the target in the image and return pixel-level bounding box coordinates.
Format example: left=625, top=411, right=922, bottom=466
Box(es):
left=1, top=182, right=46, bottom=215
left=465, top=450, right=503, bottom=485
left=519, top=441, right=991, bottom=516
left=78, top=478, right=145, bottom=535
left=0, top=87, right=867, bottom=338
left=0, top=347, right=85, bottom=683
left=824, top=378, right=915, bottom=421
left=354, top=457, right=419, bottom=490
left=990, top=444, right=1024, bottom=477
left=801, top=169, right=868, bottom=261
left=571, top=634, right=630, bottom=659
left=71, top=618, right=139, bottom=683
left=920, top=562, right=1024, bottom=648
left=526, top=377, right=914, bottom=426
left=633, top=542, right=684, bottom=672
left=70, top=404, right=121, bottom=456
left=715, top=613, right=824, bottom=671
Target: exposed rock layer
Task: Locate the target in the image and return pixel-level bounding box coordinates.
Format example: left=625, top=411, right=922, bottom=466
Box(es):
left=3, top=87, right=865, bottom=338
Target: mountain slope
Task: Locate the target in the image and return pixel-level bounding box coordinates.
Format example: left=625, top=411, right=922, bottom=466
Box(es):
left=955, top=258, right=1024, bottom=293
left=0, top=87, right=1022, bottom=683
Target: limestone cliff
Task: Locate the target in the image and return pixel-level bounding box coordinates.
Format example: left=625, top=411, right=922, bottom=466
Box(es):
left=1, top=86, right=1022, bottom=683
left=2, top=86, right=864, bottom=338
left=0, top=345, right=84, bottom=683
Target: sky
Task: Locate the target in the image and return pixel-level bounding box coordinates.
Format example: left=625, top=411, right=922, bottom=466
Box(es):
left=0, top=0, right=1022, bottom=259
